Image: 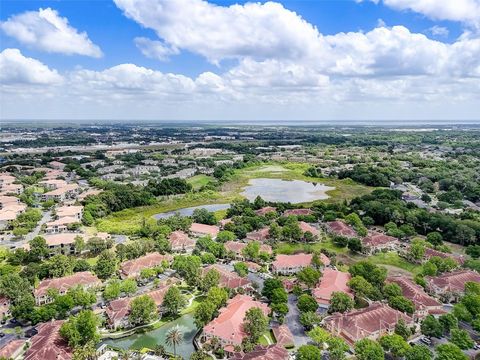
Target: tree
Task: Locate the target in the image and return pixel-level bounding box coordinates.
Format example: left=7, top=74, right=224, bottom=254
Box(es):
left=296, top=345, right=322, bottom=360
left=354, top=339, right=384, bottom=360
left=349, top=261, right=387, bottom=288
left=271, top=302, right=289, bottom=323
left=420, top=315, right=442, bottom=338
left=299, top=311, right=321, bottom=330
left=307, top=327, right=330, bottom=348
left=426, top=232, right=443, bottom=246
left=206, top=286, right=229, bottom=308
left=347, top=238, right=363, bottom=253
left=262, top=278, right=284, bottom=300
left=103, top=280, right=121, bottom=301
left=242, top=241, right=261, bottom=260
left=172, top=255, right=202, bottom=287
left=348, top=276, right=380, bottom=300
left=383, top=283, right=402, bottom=298
left=271, top=287, right=288, bottom=305
left=297, top=294, right=318, bottom=313
left=379, top=334, right=410, bottom=359
left=194, top=301, right=216, bottom=329
left=94, top=250, right=117, bottom=279
left=234, top=262, right=249, bottom=277
left=190, top=350, right=210, bottom=360
left=29, top=236, right=49, bottom=261
left=450, top=328, right=474, bottom=349
left=74, top=236, right=86, bottom=254
left=162, top=286, right=187, bottom=317
left=405, top=345, right=432, bottom=360
left=394, top=319, right=412, bottom=340
left=192, top=208, right=216, bottom=225
left=68, top=286, right=96, bottom=308
left=435, top=343, right=468, bottom=360
left=297, top=267, right=321, bottom=288
left=129, top=295, right=157, bottom=325
left=60, top=310, right=99, bottom=348
left=439, top=313, right=458, bottom=334
left=327, top=336, right=349, bottom=360
left=409, top=239, right=426, bottom=261
left=165, top=326, right=183, bottom=357
left=120, top=278, right=138, bottom=296
left=388, top=295, right=415, bottom=314
left=243, top=307, right=268, bottom=343
left=199, top=269, right=220, bottom=293
left=48, top=254, right=74, bottom=278
left=216, top=230, right=236, bottom=243
left=329, top=292, right=354, bottom=314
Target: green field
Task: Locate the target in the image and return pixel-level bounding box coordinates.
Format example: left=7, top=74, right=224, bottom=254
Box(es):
left=187, top=175, right=214, bottom=190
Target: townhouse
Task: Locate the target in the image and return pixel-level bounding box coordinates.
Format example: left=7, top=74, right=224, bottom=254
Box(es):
left=189, top=223, right=220, bottom=239
left=119, top=252, right=173, bottom=279
left=425, top=270, right=480, bottom=302
left=272, top=253, right=330, bottom=275
left=24, top=320, right=72, bottom=360
left=168, top=230, right=196, bottom=253
left=201, top=264, right=252, bottom=291
left=313, top=269, right=353, bottom=309
left=224, top=241, right=272, bottom=261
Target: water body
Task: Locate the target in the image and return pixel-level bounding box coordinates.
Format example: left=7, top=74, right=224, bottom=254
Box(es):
left=103, top=313, right=196, bottom=358
left=241, top=178, right=335, bottom=203
left=153, top=204, right=230, bottom=220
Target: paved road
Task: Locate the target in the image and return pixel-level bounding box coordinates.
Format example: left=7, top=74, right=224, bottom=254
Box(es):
left=285, top=294, right=310, bottom=347
left=25, top=210, right=52, bottom=241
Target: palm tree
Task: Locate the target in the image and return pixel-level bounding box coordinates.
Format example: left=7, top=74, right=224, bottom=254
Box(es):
left=165, top=326, right=183, bottom=357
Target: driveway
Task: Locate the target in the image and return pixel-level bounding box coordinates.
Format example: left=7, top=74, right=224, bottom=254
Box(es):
left=285, top=294, right=310, bottom=347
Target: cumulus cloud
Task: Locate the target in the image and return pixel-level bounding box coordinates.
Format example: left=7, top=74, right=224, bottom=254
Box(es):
left=0, top=8, right=102, bottom=57
left=134, top=37, right=179, bottom=61
left=0, top=48, right=63, bottom=85
left=428, top=25, right=450, bottom=37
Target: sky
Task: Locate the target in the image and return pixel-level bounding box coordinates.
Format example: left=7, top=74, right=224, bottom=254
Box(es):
left=0, top=0, right=479, bottom=122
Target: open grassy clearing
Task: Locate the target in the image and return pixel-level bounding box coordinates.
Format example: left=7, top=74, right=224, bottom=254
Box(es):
left=187, top=174, right=214, bottom=190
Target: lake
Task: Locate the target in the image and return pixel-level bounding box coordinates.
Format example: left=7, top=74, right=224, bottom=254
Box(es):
left=241, top=178, right=335, bottom=203
left=153, top=204, right=230, bottom=220
left=102, top=313, right=197, bottom=358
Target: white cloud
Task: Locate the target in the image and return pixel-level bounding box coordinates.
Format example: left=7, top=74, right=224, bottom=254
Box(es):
left=428, top=25, right=449, bottom=37
left=0, top=48, right=63, bottom=85
left=0, top=8, right=102, bottom=57
left=134, top=37, right=179, bottom=61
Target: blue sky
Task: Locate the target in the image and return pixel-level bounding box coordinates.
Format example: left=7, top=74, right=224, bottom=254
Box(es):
left=0, top=0, right=479, bottom=121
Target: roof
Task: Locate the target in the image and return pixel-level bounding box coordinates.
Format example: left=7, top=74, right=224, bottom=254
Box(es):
left=272, top=253, right=316, bottom=270
left=283, top=209, right=313, bottom=216
left=203, top=294, right=270, bottom=346
left=46, top=216, right=79, bottom=227
left=362, top=231, right=398, bottom=247
left=387, top=276, right=443, bottom=311
left=43, top=233, right=83, bottom=246
left=35, top=271, right=100, bottom=298
left=43, top=184, right=79, bottom=196
left=326, top=220, right=357, bottom=237
left=24, top=320, right=72, bottom=360
left=202, top=264, right=251, bottom=289
left=424, top=247, right=465, bottom=264
left=255, top=207, right=277, bottom=216
left=323, top=302, right=413, bottom=345
left=272, top=325, right=294, bottom=348
left=426, top=270, right=480, bottom=293
left=298, top=221, right=320, bottom=236
left=0, top=339, right=26, bottom=359
left=190, top=223, right=220, bottom=237
left=56, top=205, right=83, bottom=217
left=246, top=227, right=270, bottom=242
left=313, top=269, right=353, bottom=305
left=225, top=241, right=272, bottom=256
left=168, top=230, right=196, bottom=250
left=231, top=345, right=289, bottom=360
left=120, top=252, right=173, bottom=277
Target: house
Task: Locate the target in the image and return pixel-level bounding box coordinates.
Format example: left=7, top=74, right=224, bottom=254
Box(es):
left=42, top=184, right=79, bottom=202
left=298, top=221, right=320, bottom=238
left=313, top=269, right=353, bottom=308
left=0, top=183, right=23, bottom=195
left=24, top=320, right=72, bottom=360
left=189, top=223, right=220, bottom=238
left=45, top=216, right=80, bottom=233
left=271, top=325, right=294, bottom=349
left=168, top=231, right=196, bottom=252
left=255, top=207, right=277, bottom=216
left=224, top=241, right=272, bottom=260
left=0, top=195, right=19, bottom=209
left=387, top=276, right=445, bottom=319
left=34, top=271, right=101, bottom=305
left=325, top=220, right=357, bottom=238
left=119, top=252, right=173, bottom=279
left=38, top=179, right=68, bottom=190
left=0, top=296, right=10, bottom=320
left=272, top=253, right=329, bottom=275
left=245, top=227, right=270, bottom=242
left=56, top=205, right=83, bottom=220
left=231, top=345, right=289, bottom=360
left=202, top=294, right=270, bottom=353
left=0, top=173, right=15, bottom=187
left=0, top=339, right=26, bottom=360
left=42, top=233, right=83, bottom=255
left=361, top=231, right=399, bottom=255
left=201, top=264, right=251, bottom=290
left=49, top=161, right=66, bottom=170
left=425, top=270, right=480, bottom=302
left=0, top=203, right=27, bottom=230
left=283, top=209, right=313, bottom=217
left=424, top=247, right=465, bottom=265
left=323, top=302, right=414, bottom=345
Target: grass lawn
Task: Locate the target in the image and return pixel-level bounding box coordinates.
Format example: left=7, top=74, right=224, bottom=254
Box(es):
left=259, top=330, right=276, bottom=346
left=275, top=238, right=350, bottom=256
left=187, top=175, right=214, bottom=190
left=360, top=251, right=422, bottom=275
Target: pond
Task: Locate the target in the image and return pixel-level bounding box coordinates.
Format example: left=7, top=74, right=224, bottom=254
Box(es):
left=241, top=178, right=335, bottom=203
left=102, top=313, right=197, bottom=358
left=153, top=204, right=230, bottom=220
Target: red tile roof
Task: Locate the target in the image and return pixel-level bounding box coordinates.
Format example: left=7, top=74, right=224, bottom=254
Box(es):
left=362, top=231, right=398, bottom=248
left=245, top=227, right=270, bottom=242
left=202, top=264, right=251, bottom=289
left=231, top=345, right=289, bottom=360
left=24, top=320, right=72, bottom=360
left=35, top=271, right=101, bottom=298
left=298, top=221, right=320, bottom=237
left=190, top=223, right=220, bottom=237
left=272, top=325, right=294, bottom=348
left=326, top=220, right=357, bottom=237
left=426, top=270, right=480, bottom=293
left=272, top=253, right=329, bottom=271
left=203, top=294, right=270, bottom=346
left=424, top=247, right=465, bottom=264
left=283, top=209, right=313, bottom=217
left=255, top=207, right=277, bottom=216
left=313, top=269, right=353, bottom=305
left=224, top=241, right=272, bottom=256
left=324, top=302, right=413, bottom=345
left=0, top=339, right=26, bottom=359
left=387, top=276, right=442, bottom=311
left=120, top=252, right=172, bottom=278
left=168, top=231, right=196, bottom=251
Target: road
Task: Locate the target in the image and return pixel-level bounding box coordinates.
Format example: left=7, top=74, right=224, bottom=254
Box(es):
left=25, top=210, right=52, bottom=241
left=285, top=294, right=310, bottom=347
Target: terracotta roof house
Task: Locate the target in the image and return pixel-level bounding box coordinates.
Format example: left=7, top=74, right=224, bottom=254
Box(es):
left=168, top=231, right=196, bottom=253
left=298, top=221, right=320, bottom=237
left=255, top=207, right=277, bottom=216
left=0, top=195, right=19, bottom=208
left=34, top=271, right=101, bottom=305
left=326, top=220, right=357, bottom=238
left=119, top=252, right=172, bottom=279
left=43, top=233, right=83, bottom=256
left=426, top=270, right=480, bottom=302
left=231, top=345, right=289, bottom=360
left=245, top=227, right=270, bottom=242
left=387, top=276, right=444, bottom=319
left=424, top=247, right=465, bottom=265
left=272, top=324, right=294, bottom=348
left=42, top=184, right=79, bottom=202
left=0, top=296, right=10, bottom=319
left=323, top=302, right=414, bottom=345
left=201, top=264, right=251, bottom=290
left=56, top=205, right=83, bottom=220
left=361, top=231, right=399, bottom=255
left=283, top=209, right=313, bottom=217
left=272, top=253, right=329, bottom=274
left=45, top=216, right=80, bottom=234
left=0, top=339, right=26, bottom=360
left=190, top=223, right=220, bottom=238
left=24, top=320, right=72, bottom=360
left=313, top=269, right=353, bottom=307
left=244, top=261, right=262, bottom=273
left=224, top=241, right=272, bottom=260
left=202, top=294, right=270, bottom=352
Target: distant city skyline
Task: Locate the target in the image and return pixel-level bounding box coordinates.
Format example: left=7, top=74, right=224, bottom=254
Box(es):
left=1, top=0, right=480, bottom=121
